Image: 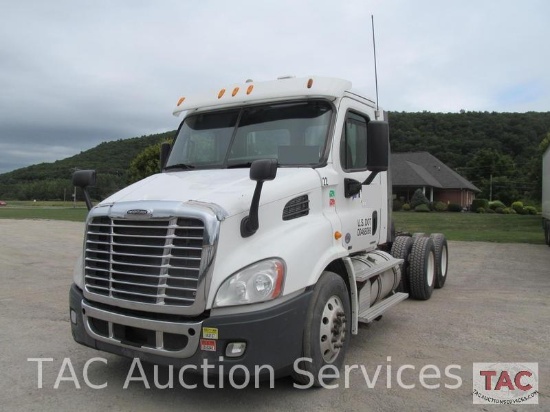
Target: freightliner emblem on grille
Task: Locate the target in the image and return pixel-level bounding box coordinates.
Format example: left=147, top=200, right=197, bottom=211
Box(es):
left=126, top=209, right=152, bottom=218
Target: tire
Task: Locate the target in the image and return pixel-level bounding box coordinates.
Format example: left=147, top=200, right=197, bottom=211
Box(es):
left=412, top=232, right=426, bottom=239
left=292, top=271, right=351, bottom=387
left=390, top=236, right=413, bottom=293
left=430, top=233, right=449, bottom=289
left=409, top=236, right=436, bottom=300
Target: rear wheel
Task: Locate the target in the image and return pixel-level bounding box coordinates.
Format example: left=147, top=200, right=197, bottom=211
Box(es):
left=409, top=236, right=436, bottom=300
left=292, top=272, right=350, bottom=387
left=391, top=236, right=413, bottom=293
left=430, top=233, right=449, bottom=289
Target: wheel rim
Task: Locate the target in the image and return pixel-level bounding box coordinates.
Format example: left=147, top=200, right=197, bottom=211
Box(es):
left=440, top=246, right=448, bottom=278
left=319, top=295, right=346, bottom=363
left=427, top=251, right=435, bottom=287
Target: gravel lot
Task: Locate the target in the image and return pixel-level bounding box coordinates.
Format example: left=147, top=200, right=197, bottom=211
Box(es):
left=1, top=219, right=549, bottom=411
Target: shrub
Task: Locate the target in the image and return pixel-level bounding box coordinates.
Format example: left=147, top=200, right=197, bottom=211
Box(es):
left=434, top=201, right=448, bottom=212
left=476, top=207, right=486, bottom=213
left=402, top=203, right=411, bottom=211
left=511, top=201, right=523, bottom=208
left=511, top=201, right=524, bottom=214
left=509, top=208, right=517, bottom=214
left=471, top=199, right=489, bottom=212
left=524, top=206, right=537, bottom=215
left=495, top=207, right=504, bottom=214
left=414, top=204, right=431, bottom=213
left=502, top=207, right=511, bottom=214
left=489, top=200, right=506, bottom=210
left=392, top=199, right=403, bottom=212
left=448, top=203, right=462, bottom=212
left=486, top=208, right=495, bottom=214
left=410, top=189, right=430, bottom=209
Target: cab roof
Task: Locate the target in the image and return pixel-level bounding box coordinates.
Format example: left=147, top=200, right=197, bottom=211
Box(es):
left=172, top=76, right=356, bottom=116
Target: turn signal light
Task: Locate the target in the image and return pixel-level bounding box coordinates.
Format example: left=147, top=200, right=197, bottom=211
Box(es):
left=218, top=89, right=226, bottom=99
left=176, top=97, right=185, bottom=106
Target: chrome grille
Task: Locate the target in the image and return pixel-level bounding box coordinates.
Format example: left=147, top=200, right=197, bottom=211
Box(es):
left=84, top=217, right=204, bottom=306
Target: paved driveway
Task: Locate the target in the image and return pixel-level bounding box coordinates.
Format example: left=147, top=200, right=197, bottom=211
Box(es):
left=0, top=220, right=548, bottom=411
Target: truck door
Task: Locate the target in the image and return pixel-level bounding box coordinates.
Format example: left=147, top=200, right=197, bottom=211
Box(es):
left=333, top=99, right=382, bottom=253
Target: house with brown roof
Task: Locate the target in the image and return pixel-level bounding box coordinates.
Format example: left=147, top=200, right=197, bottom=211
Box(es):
left=391, top=152, right=480, bottom=208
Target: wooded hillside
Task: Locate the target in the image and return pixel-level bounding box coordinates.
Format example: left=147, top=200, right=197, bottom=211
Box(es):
left=0, top=131, right=174, bottom=201
left=1, top=111, right=549, bottom=203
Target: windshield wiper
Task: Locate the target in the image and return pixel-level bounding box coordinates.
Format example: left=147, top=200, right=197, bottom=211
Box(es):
left=227, top=162, right=253, bottom=169
left=164, top=163, right=195, bottom=171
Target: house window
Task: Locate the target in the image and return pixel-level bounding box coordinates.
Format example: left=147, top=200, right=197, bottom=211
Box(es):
left=340, top=112, right=368, bottom=172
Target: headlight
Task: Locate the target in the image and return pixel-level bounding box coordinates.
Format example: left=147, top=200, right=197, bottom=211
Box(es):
left=214, top=259, right=285, bottom=307
left=73, top=252, right=84, bottom=289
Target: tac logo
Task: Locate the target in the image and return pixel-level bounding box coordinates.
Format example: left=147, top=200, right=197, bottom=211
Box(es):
left=472, top=363, right=539, bottom=405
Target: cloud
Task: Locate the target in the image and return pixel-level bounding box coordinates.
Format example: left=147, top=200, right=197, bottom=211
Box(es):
left=1, top=0, right=548, bottom=173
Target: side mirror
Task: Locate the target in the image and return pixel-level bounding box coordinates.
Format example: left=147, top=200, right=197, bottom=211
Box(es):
left=367, top=121, right=389, bottom=172
left=72, top=170, right=96, bottom=211
left=241, top=159, right=278, bottom=238
left=364, top=121, right=389, bottom=185
left=250, top=158, right=278, bottom=182
left=73, top=169, right=96, bottom=188
left=160, top=142, right=171, bottom=171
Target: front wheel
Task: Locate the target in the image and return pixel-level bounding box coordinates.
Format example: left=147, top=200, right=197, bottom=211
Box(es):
left=292, top=271, right=350, bottom=387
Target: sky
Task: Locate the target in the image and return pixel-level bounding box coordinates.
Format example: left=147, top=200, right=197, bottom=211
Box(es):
left=1, top=0, right=548, bottom=174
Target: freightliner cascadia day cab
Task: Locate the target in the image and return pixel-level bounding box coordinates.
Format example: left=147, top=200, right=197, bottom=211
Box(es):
left=70, top=76, right=449, bottom=386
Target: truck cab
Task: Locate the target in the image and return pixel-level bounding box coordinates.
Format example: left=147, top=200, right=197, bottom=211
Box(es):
left=70, top=76, right=446, bottom=385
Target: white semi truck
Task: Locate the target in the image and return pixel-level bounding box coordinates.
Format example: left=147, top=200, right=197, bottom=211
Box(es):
left=543, top=146, right=550, bottom=246
left=70, top=76, right=449, bottom=385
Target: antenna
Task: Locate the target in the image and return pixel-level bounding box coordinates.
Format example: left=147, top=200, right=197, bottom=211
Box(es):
left=371, top=15, right=381, bottom=118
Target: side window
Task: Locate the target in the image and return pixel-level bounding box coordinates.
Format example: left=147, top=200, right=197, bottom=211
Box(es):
left=340, top=112, right=368, bottom=172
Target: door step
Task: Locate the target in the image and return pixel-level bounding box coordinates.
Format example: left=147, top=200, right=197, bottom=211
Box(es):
left=358, top=292, right=408, bottom=324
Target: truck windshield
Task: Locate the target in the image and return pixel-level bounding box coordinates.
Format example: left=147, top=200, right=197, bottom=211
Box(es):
left=166, top=100, right=333, bottom=169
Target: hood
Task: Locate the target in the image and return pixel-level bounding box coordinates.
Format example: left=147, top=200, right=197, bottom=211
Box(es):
left=100, top=168, right=320, bottom=217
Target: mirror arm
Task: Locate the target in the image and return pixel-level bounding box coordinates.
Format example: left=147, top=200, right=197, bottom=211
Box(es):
left=240, top=159, right=277, bottom=238
left=240, top=181, right=264, bottom=238
left=81, top=189, right=93, bottom=211
left=363, top=171, right=380, bottom=186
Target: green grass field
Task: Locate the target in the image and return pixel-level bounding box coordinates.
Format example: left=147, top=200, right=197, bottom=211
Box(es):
left=0, top=201, right=88, bottom=222
left=0, top=201, right=545, bottom=244
left=393, top=211, right=545, bottom=244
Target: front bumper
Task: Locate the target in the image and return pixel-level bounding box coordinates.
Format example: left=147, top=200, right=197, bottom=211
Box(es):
left=70, top=284, right=311, bottom=375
